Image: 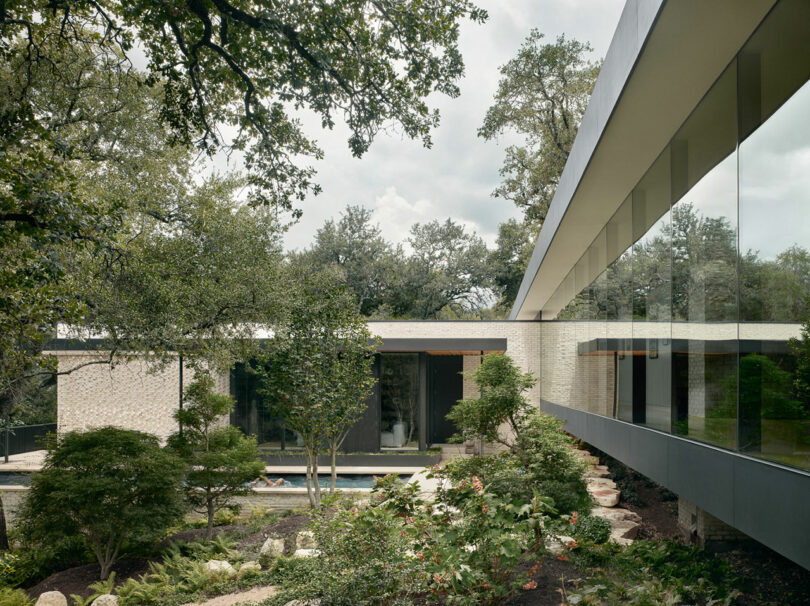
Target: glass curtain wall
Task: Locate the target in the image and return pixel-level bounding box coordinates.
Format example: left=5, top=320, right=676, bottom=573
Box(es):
left=380, top=354, right=419, bottom=449
left=541, top=0, right=810, bottom=471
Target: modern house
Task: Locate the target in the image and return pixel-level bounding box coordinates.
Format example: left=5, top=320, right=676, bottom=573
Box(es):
left=44, top=0, right=810, bottom=572
left=52, top=321, right=539, bottom=450
left=510, top=0, right=810, bottom=569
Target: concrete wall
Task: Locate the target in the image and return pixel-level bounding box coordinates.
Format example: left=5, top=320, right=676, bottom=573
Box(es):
left=54, top=353, right=229, bottom=442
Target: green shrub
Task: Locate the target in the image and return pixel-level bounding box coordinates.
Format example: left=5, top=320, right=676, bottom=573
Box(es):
left=572, top=515, right=611, bottom=544
left=19, top=427, right=187, bottom=580
left=0, top=537, right=88, bottom=588
left=437, top=413, right=590, bottom=515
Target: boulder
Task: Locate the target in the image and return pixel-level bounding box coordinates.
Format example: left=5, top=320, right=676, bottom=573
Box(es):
left=586, top=465, right=611, bottom=478
left=586, top=477, right=617, bottom=489
left=92, top=596, right=119, bottom=606
left=260, top=536, right=285, bottom=558
left=293, top=548, right=320, bottom=558
left=609, top=519, right=641, bottom=541
left=35, top=592, right=67, bottom=606
left=203, top=560, right=236, bottom=576
left=591, top=506, right=641, bottom=523
left=295, top=530, right=316, bottom=550
left=588, top=487, right=620, bottom=507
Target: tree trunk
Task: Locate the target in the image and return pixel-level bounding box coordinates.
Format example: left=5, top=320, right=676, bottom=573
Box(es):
left=100, top=559, right=113, bottom=581
left=330, top=447, right=337, bottom=494
left=312, top=451, right=321, bottom=507
left=206, top=499, right=215, bottom=539
left=0, top=494, right=9, bottom=550
left=305, top=448, right=316, bottom=508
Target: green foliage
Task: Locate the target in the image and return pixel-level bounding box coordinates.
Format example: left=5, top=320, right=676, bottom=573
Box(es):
left=0, top=588, right=33, bottom=606
left=568, top=540, right=741, bottom=605
left=168, top=374, right=265, bottom=538
left=0, top=536, right=88, bottom=589
left=571, top=516, right=611, bottom=545
left=487, top=219, right=537, bottom=313
left=447, top=353, right=537, bottom=448
left=444, top=353, right=589, bottom=514
left=20, top=427, right=186, bottom=580
left=257, top=269, right=377, bottom=507
left=479, top=30, right=599, bottom=230
left=70, top=573, right=117, bottom=606
left=789, top=315, right=810, bottom=411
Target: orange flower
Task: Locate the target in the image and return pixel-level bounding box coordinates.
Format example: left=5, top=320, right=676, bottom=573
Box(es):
left=405, top=516, right=415, bottom=524
left=481, top=503, right=490, bottom=514
left=522, top=580, right=538, bottom=590
left=566, top=540, right=579, bottom=550
left=557, top=553, right=569, bottom=561
left=569, top=511, right=579, bottom=525
left=433, top=573, right=443, bottom=584
left=471, top=476, right=484, bottom=493
left=528, top=563, right=542, bottom=575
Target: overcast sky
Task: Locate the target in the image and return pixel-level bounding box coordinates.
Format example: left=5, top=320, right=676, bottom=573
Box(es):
left=273, top=0, right=626, bottom=252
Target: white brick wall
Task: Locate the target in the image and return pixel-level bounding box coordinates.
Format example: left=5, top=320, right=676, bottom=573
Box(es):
left=54, top=353, right=229, bottom=442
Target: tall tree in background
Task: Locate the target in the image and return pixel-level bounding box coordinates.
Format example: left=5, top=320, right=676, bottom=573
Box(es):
left=479, top=30, right=599, bottom=229
left=297, top=206, right=403, bottom=317
left=399, top=219, right=491, bottom=319
left=480, top=31, right=599, bottom=312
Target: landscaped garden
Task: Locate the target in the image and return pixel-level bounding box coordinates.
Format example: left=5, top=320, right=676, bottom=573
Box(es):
left=2, top=354, right=809, bottom=606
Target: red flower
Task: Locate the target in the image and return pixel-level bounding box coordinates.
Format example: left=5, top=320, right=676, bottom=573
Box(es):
left=569, top=511, right=579, bottom=525
left=481, top=503, right=490, bottom=514
left=565, top=540, right=579, bottom=550
left=471, top=476, right=484, bottom=493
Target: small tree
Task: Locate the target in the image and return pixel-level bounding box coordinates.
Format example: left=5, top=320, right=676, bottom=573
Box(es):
left=447, top=353, right=537, bottom=467
left=20, top=427, right=186, bottom=580
left=258, top=269, right=377, bottom=507
left=168, top=373, right=265, bottom=538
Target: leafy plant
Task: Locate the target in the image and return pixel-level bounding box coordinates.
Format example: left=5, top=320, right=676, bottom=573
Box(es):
left=572, top=516, right=611, bottom=545
left=19, top=427, right=186, bottom=580
left=70, top=572, right=117, bottom=606
left=0, top=587, right=33, bottom=606
left=168, top=374, right=266, bottom=539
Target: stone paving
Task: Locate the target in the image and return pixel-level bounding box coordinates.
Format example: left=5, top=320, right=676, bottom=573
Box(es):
left=571, top=448, right=641, bottom=545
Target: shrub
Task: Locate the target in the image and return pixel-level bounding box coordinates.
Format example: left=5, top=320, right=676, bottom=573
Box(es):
left=437, top=413, right=590, bottom=515
left=168, top=374, right=266, bottom=538
left=20, top=426, right=186, bottom=580
left=0, top=587, right=33, bottom=606
left=0, top=536, right=88, bottom=588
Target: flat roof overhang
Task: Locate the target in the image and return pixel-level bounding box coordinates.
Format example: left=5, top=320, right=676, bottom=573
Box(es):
left=510, top=0, right=778, bottom=320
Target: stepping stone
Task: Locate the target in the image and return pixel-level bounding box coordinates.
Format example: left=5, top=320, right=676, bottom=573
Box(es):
left=591, top=507, right=641, bottom=523
left=589, top=487, right=620, bottom=507
left=187, top=586, right=279, bottom=606
left=610, top=519, right=641, bottom=540
left=587, top=477, right=617, bottom=489
left=586, top=465, right=611, bottom=478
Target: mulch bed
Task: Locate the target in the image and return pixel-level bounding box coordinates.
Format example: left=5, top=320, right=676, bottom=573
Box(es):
left=506, top=556, right=591, bottom=606
left=26, top=557, right=152, bottom=600
left=237, top=513, right=311, bottom=555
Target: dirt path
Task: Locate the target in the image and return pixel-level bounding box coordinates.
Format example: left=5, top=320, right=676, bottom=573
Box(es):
left=185, top=585, right=278, bottom=606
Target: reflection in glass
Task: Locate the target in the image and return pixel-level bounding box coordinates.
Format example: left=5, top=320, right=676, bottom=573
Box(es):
left=380, top=354, right=419, bottom=448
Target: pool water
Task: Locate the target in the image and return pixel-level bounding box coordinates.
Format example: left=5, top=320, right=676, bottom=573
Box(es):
left=0, top=472, right=31, bottom=485
left=254, top=474, right=410, bottom=489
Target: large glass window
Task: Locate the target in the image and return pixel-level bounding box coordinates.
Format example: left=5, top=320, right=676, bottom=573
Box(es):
left=380, top=354, right=419, bottom=448
left=738, top=0, right=810, bottom=468
left=539, top=0, right=810, bottom=471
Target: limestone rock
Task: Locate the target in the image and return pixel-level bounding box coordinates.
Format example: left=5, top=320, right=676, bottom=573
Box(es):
left=260, top=536, right=285, bottom=557
left=546, top=535, right=576, bottom=555
left=591, top=506, right=641, bottom=523
left=586, top=477, right=617, bottom=490
left=92, top=595, right=119, bottom=606
left=293, top=548, right=320, bottom=558
left=586, top=466, right=611, bottom=478
left=204, top=560, right=236, bottom=576
left=610, top=519, right=641, bottom=541
left=35, top=592, right=67, bottom=606
left=589, top=487, right=620, bottom=507
left=295, top=530, right=316, bottom=550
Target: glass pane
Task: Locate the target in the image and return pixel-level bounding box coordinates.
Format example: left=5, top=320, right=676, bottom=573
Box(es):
left=738, top=0, right=810, bottom=469
left=380, top=354, right=419, bottom=448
